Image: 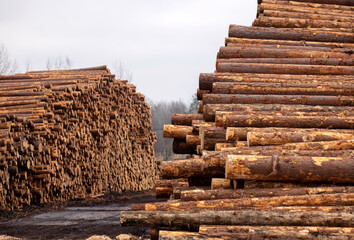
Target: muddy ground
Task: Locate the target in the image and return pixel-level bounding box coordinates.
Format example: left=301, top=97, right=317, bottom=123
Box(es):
left=0, top=191, right=163, bottom=240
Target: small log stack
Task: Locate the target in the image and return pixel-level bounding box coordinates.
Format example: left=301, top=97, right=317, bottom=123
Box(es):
left=121, top=0, right=354, bottom=239
left=0, top=66, right=158, bottom=210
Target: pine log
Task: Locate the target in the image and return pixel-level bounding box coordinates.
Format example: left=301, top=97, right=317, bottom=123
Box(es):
left=216, top=62, right=354, bottom=75
left=159, top=231, right=223, bottom=240
left=133, top=193, right=354, bottom=210
left=228, top=25, right=354, bottom=43
left=120, top=207, right=354, bottom=228
left=161, top=158, right=223, bottom=179
left=282, top=140, right=354, bottom=150
left=173, top=139, right=197, bottom=154
left=260, top=0, right=354, bottom=6
left=257, top=3, right=354, bottom=17
left=254, top=15, right=354, bottom=29
left=171, top=114, right=204, bottom=126
left=163, top=125, right=194, bottom=140
left=262, top=9, right=354, bottom=22
left=186, top=135, right=201, bottom=147
left=155, top=179, right=189, bottom=198
left=247, top=131, right=354, bottom=146
left=211, top=178, right=232, bottom=190
left=199, top=73, right=353, bottom=91
left=260, top=0, right=354, bottom=9
left=181, top=186, right=354, bottom=201
left=216, top=58, right=354, bottom=66
left=226, top=155, right=354, bottom=183
left=225, top=37, right=354, bottom=49
left=199, top=225, right=354, bottom=239
left=202, top=94, right=353, bottom=106
left=221, top=114, right=354, bottom=129
left=204, top=104, right=353, bottom=122
left=217, top=46, right=352, bottom=59
left=226, top=127, right=354, bottom=141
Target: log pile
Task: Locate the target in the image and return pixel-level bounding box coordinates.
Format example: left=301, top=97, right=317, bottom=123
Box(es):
left=121, top=0, right=354, bottom=239
left=0, top=66, right=157, bottom=210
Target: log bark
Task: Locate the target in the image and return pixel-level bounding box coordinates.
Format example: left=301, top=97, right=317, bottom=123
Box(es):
left=155, top=179, right=189, bottom=198
left=199, top=225, right=354, bottom=240
left=221, top=114, right=354, bottom=129
left=254, top=15, right=354, bottom=29
left=216, top=62, right=354, bottom=75
left=159, top=231, right=223, bottom=240
left=180, top=186, right=354, bottom=201
left=203, top=94, right=353, bottom=106
left=204, top=104, right=353, bottom=122
left=226, top=127, right=354, bottom=141
left=211, top=178, right=232, bottom=190
left=258, top=0, right=354, bottom=6
left=262, top=9, right=354, bottom=22
left=228, top=25, right=354, bottom=43
left=217, top=46, right=352, bottom=59
left=186, top=135, right=201, bottom=147
left=163, top=125, right=194, bottom=140
left=225, top=37, right=354, bottom=49
left=199, top=73, right=353, bottom=91
left=120, top=207, right=354, bottom=228
left=226, top=155, right=354, bottom=183
left=213, top=81, right=354, bottom=95
left=171, top=114, right=204, bottom=126
left=247, top=131, right=354, bottom=146
left=282, top=140, right=354, bottom=150
left=173, top=139, right=197, bottom=154
left=216, top=58, right=354, bottom=66
left=257, top=3, right=354, bottom=17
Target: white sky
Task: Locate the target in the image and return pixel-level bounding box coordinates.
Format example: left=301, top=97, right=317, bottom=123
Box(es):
left=0, top=0, right=256, bottom=102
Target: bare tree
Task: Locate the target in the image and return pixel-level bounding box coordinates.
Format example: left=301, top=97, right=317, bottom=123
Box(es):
left=188, top=93, right=199, bottom=113
left=149, top=99, right=188, bottom=161
left=0, top=44, right=18, bottom=75
left=46, top=56, right=73, bottom=70
left=112, top=61, right=133, bottom=83
left=24, top=58, right=32, bottom=71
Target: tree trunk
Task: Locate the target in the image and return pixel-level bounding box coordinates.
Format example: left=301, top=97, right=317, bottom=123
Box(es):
left=226, top=155, right=354, bottom=183
left=171, top=114, right=204, bottom=126
left=247, top=131, right=354, bottom=146
left=216, top=58, right=354, bottom=66
left=180, top=186, right=354, bottom=201
left=163, top=125, right=194, bottom=140
left=221, top=114, right=354, bottom=129
left=202, top=94, right=353, bottom=106
left=120, top=207, right=354, bottom=228
left=228, top=25, right=354, bottom=43
left=199, top=225, right=354, bottom=240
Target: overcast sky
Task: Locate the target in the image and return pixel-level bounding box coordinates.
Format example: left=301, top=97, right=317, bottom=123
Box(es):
left=0, top=0, right=256, bottom=103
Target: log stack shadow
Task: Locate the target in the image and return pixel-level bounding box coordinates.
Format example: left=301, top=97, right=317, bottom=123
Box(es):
left=0, top=66, right=157, bottom=210
left=121, top=0, right=354, bottom=239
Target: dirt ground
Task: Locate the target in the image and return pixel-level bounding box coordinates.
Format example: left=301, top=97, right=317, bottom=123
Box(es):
left=0, top=191, right=163, bottom=240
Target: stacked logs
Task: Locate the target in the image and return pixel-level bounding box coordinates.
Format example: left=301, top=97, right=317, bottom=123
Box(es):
left=121, top=0, right=354, bottom=239
left=0, top=66, right=157, bottom=210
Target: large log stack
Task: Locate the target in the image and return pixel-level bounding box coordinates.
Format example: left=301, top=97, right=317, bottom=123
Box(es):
left=0, top=66, right=157, bottom=210
left=121, top=0, right=354, bottom=239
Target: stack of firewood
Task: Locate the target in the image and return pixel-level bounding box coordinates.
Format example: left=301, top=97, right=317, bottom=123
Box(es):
left=0, top=66, right=157, bottom=210
left=121, top=0, right=354, bottom=239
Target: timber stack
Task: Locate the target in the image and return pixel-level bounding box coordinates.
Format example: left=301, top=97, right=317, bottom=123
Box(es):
left=0, top=66, right=157, bottom=210
left=121, top=0, right=354, bottom=239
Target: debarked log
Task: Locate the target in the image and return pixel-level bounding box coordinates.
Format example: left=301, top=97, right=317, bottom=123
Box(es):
left=120, top=207, right=354, bottom=228
left=225, top=155, right=354, bottom=183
